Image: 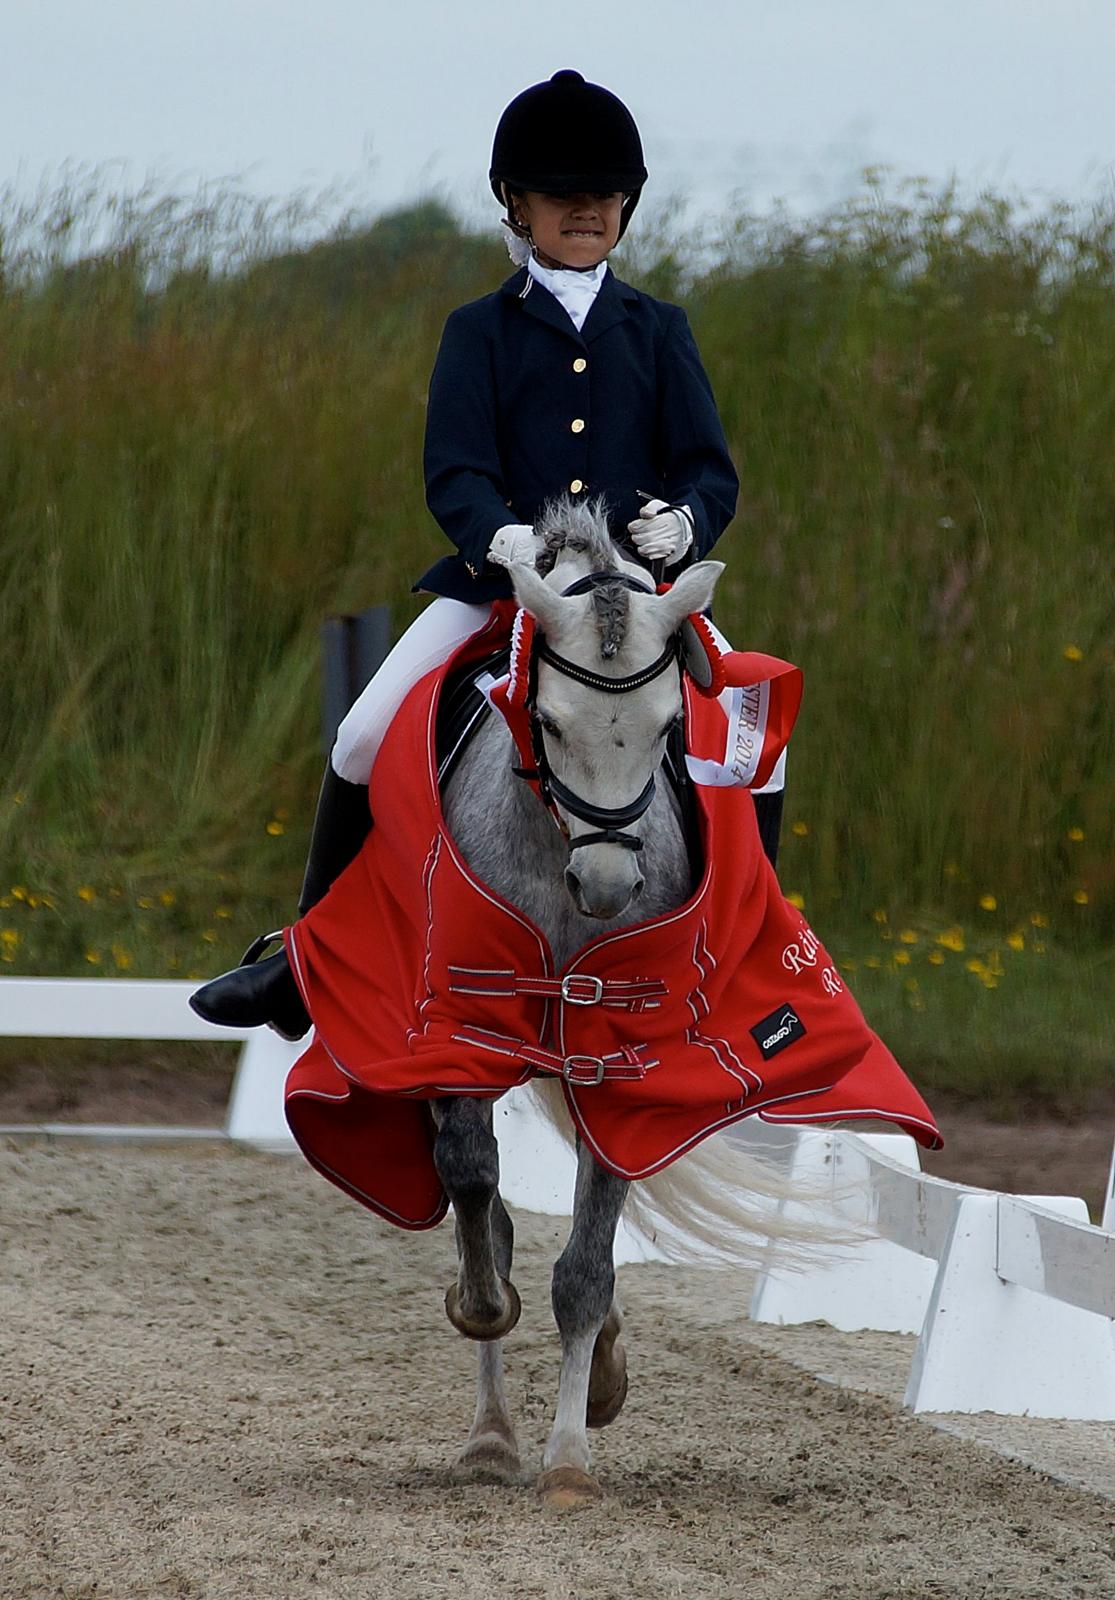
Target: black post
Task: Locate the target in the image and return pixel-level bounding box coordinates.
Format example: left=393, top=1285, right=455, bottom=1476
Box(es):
left=320, top=605, right=393, bottom=752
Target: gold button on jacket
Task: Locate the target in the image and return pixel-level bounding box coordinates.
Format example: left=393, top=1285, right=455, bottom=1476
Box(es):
left=569, top=478, right=584, bottom=493
left=571, top=418, right=585, bottom=433
left=573, top=357, right=587, bottom=373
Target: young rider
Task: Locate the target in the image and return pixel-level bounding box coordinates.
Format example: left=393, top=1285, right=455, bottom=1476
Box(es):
left=191, top=68, right=740, bottom=1039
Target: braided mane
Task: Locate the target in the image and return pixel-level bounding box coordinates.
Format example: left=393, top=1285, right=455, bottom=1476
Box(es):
left=533, top=496, right=631, bottom=660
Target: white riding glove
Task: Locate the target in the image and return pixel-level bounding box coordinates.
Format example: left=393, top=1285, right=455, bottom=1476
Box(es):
left=626, top=499, right=694, bottom=565
left=486, top=523, right=540, bottom=569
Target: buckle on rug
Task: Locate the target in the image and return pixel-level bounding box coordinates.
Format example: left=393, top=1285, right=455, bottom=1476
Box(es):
left=560, top=974, right=605, bottom=1006
left=561, top=1054, right=607, bottom=1086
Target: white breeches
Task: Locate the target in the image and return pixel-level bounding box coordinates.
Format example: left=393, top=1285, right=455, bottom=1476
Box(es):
left=330, top=598, right=786, bottom=795
left=331, top=598, right=491, bottom=784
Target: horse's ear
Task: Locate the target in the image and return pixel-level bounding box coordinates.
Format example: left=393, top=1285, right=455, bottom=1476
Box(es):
left=509, top=562, right=570, bottom=637
left=656, top=561, right=725, bottom=631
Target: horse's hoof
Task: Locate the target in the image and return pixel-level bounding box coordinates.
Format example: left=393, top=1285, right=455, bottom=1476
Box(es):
left=536, top=1465, right=603, bottom=1511
left=457, top=1431, right=521, bottom=1480
left=444, top=1277, right=522, bottom=1341
left=586, top=1344, right=628, bottom=1429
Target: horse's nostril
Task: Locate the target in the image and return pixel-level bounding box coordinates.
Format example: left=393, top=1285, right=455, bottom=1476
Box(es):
left=564, top=866, right=582, bottom=901
left=630, top=876, right=645, bottom=901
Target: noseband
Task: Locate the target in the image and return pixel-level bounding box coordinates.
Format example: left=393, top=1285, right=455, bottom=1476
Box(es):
left=521, top=571, right=681, bottom=853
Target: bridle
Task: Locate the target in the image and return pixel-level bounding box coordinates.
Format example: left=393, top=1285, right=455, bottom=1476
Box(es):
left=517, top=570, right=681, bottom=853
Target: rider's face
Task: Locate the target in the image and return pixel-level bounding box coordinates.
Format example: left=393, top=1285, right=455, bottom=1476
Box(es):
left=514, top=191, right=624, bottom=270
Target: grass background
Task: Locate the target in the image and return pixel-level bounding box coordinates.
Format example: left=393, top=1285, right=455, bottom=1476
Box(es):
left=2, top=174, right=1111, bottom=1108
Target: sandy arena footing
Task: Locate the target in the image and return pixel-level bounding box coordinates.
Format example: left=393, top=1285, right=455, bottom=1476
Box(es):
left=2, top=1140, right=1113, bottom=1600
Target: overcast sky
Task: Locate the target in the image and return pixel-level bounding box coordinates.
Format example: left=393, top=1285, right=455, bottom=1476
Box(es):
left=4, top=0, right=1114, bottom=235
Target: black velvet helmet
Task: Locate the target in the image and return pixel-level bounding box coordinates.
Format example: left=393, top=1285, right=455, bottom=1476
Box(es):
left=490, top=69, right=647, bottom=241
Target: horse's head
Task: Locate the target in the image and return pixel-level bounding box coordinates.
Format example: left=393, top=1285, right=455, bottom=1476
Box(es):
left=509, top=503, right=723, bottom=920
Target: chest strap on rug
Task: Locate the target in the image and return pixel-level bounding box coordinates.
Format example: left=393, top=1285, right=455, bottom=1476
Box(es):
left=447, top=968, right=666, bottom=1010
left=451, top=1025, right=656, bottom=1086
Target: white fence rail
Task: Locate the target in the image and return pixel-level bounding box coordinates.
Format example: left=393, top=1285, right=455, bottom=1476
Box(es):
left=2, top=976, right=1113, bottom=1418
left=737, top=1124, right=1115, bottom=1418
left=0, top=977, right=301, bottom=1148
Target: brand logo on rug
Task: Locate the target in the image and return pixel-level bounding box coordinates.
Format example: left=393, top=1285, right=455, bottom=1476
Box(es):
left=750, top=1004, right=807, bottom=1060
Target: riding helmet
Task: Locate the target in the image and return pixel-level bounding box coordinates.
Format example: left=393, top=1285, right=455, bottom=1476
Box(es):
left=490, top=69, right=647, bottom=240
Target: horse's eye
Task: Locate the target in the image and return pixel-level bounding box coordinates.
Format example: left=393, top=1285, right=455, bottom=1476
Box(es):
left=538, top=712, right=563, bottom=742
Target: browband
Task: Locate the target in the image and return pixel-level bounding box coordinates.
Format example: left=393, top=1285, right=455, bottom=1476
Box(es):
left=536, top=637, right=679, bottom=695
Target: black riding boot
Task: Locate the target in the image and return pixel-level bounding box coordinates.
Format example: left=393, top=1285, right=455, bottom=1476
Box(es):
left=754, top=788, right=785, bottom=870
left=189, top=765, right=372, bottom=1039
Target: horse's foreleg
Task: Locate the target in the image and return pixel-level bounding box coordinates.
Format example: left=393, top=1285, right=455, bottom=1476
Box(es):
left=539, top=1142, right=629, bottom=1507
left=432, top=1101, right=522, bottom=1476
left=458, top=1193, right=521, bottom=1477
left=432, top=1098, right=521, bottom=1340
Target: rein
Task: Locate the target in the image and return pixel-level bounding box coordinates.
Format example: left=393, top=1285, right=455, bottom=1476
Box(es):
left=520, top=570, right=681, bottom=853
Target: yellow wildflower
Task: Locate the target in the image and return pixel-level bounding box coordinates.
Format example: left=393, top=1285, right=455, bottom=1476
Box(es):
left=201, top=929, right=218, bottom=943
left=898, top=929, right=919, bottom=945
left=872, top=908, right=888, bottom=924
left=111, top=945, right=133, bottom=971
left=1030, top=912, right=1048, bottom=928
left=137, top=896, right=154, bottom=910
left=893, top=951, right=911, bottom=966
left=1062, top=644, right=1083, bottom=662
left=77, top=885, right=96, bottom=902
left=266, top=820, right=285, bottom=836
left=786, top=891, right=806, bottom=909
left=865, top=955, right=881, bottom=969
left=1006, top=932, right=1025, bottom=951
left=966, top=958, right=986, bottom=975
left=215, top=906, right=233, bottom=920
left=0, top=928, right=20, bottom=946
left=159, top=890, right=177, bottom=907
left=1066, top=827, right=1084, bottom=842
left=1073, top=889, right=1089, bottom=906
left=927, top=950, right=945, bottom=966
left=84, top=949, right=101, bottom=965
left=11, top=886, right=27, bottom=900
left=936, top=926, right=965, bottom=952
left=978, top=894, right=997, bottom=912
left=791, top=821, right=809, bottom=836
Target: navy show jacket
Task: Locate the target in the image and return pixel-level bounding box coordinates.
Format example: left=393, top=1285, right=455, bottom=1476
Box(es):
left=417, top=266, right=739, bottom=601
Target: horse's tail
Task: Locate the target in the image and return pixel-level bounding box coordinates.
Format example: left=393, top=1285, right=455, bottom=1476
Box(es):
left=519, top=1079, right=858, bottom=1268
